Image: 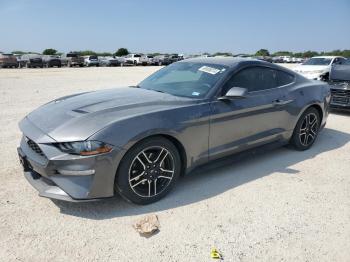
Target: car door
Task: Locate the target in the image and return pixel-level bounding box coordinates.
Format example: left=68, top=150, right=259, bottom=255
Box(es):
left=209, top=66, right=288, bottom=160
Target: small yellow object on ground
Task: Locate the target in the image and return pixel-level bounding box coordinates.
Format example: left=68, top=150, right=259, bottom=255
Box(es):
left=210, top=248, right=223, bottom=260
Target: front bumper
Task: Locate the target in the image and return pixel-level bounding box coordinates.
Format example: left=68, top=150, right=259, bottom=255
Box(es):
left=330, top=88, right=350, bottom=110
left=23, top=169, right=90, bottom=202
left=18, top=118, right=125, bottom=202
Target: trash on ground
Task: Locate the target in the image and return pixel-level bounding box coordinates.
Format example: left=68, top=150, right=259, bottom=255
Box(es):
left=211, top=247, right=223, bottom=260
left=133, top=214, right=160, bottom=237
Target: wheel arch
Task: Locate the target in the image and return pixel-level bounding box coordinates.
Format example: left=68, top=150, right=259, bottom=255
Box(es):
left=309, top=104, right=323, bottom=124
left=293, top=103, right=324, bottom=133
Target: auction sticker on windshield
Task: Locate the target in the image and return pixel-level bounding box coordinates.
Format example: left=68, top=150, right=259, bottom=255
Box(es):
left=198, top=66, right=221, bottom=75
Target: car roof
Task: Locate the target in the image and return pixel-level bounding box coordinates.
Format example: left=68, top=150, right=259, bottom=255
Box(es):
left=179, top=57, right=260, bottom=68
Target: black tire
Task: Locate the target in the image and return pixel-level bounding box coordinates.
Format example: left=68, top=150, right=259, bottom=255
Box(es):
left=290, top=107, right=321, bottom=151
left=115, top=137, right=181, bottom=205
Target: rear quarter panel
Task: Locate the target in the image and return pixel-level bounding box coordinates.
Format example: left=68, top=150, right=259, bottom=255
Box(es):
left=282, top=78, right=330, bottom=132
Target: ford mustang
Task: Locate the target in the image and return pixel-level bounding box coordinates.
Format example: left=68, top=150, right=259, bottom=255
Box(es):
left=18, top=57, right=331, bottom=204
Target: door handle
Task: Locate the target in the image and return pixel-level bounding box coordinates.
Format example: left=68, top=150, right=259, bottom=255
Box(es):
left=272, top=99, right=293, bottom=106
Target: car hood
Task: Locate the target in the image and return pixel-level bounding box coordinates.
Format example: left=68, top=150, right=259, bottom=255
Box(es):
left=294, top=65, right=330, bottom=73
left=24, top=87, right=192, bottom=142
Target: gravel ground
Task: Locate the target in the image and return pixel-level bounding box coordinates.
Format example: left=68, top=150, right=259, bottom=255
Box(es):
left=0, top=66, right=349, bottom=262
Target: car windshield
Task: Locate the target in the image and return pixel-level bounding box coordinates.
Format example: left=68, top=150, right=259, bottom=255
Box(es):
left=138, top=62, right=228, bottom=98
left=303, top=58, right=332, bottom=65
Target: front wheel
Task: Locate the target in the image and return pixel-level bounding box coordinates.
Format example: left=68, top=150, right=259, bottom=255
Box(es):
left=290, top=107, right=320, bottom=150
left=115, top=137, right=181, bottom=205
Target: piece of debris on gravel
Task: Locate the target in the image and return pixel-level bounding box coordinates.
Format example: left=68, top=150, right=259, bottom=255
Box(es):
left=133, top=214, right=160, bottom=237
left=210, top=247, right=223, bottom=260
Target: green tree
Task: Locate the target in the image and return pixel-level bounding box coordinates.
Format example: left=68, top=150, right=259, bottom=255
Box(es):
left=77, top=50, right=97, bottom=56
left=213, top=52, right=233, bottom=57
left=12, top=50, right=26, bottom=55
left=255, top=49, right=270, bottom=56
left=97, top=52, right=112, bottom=57
left=149, top=52, right=161, bottom=57
left=302, top=50, right=319, bottom=58
left=114, top=48, right=129, bottom=57
left=42, top=48, right=57, bottom=55
left=273, top=51, right=293, bottom=57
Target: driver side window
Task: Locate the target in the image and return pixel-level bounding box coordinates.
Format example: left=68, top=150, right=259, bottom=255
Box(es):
left=222, top=66, right=279, bottom=94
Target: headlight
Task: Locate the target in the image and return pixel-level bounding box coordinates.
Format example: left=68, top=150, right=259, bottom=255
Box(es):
left=55, top=141, right=112, bottom=156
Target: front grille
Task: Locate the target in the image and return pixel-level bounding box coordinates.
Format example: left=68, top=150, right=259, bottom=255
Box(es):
left=331, top=88, right=350, bottom=105
left=331, top=89, right=350, bottom=97
left=26, top=137, right=44, bottom=156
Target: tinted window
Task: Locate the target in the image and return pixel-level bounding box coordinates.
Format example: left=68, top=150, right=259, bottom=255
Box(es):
left=223, top=67, right=294, bottom=94
left=276, top=70, right=294, bottom=86
left=223, top=67, right=273, bottom=93
left=333, top=58, right=347, bottom=65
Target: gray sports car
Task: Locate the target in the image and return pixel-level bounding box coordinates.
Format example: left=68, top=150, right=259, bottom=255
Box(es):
left=18, top=57, right=331, bottom=204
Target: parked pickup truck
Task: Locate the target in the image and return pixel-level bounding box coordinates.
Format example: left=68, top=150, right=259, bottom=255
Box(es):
left=0, top=53, right=18, bottom=68
left=61, top=52, right=84, bottom=67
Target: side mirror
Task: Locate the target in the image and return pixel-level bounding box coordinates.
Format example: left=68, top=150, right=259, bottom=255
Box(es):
left=219, top=87, right=248, bottom=100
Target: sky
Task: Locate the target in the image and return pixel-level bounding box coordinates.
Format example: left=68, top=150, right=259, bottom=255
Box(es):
left=0, top=0, right=349, bottom=55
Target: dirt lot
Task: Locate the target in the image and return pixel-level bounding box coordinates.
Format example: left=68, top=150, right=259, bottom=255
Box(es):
left=0, top=67, right=349, bottom=262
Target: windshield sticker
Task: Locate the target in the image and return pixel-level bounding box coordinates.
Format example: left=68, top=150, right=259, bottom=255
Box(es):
left=198, top=66, right=220, bottom=75
left=192, top=92, right=200, bottom=96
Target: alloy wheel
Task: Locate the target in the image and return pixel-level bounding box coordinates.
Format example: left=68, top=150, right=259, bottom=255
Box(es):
left=128, top=146, right=175, bottom=198
left=299, top=112, right=319, bottom=146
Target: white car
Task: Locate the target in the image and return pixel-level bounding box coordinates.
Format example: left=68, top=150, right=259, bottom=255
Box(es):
left=281, top=56, right=292, bottom=63
left=293, top=56, right=347, bottom=81
left=124, top=54, right=142, bottom=65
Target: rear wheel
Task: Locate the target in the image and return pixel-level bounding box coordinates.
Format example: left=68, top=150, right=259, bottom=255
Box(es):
left=115, top=137, right=181, bottom=205
left=290, top=107, right=320, bottom=150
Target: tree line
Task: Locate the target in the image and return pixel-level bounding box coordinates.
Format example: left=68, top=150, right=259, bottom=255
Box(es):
left=10, top=48, right=350, bottom=58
